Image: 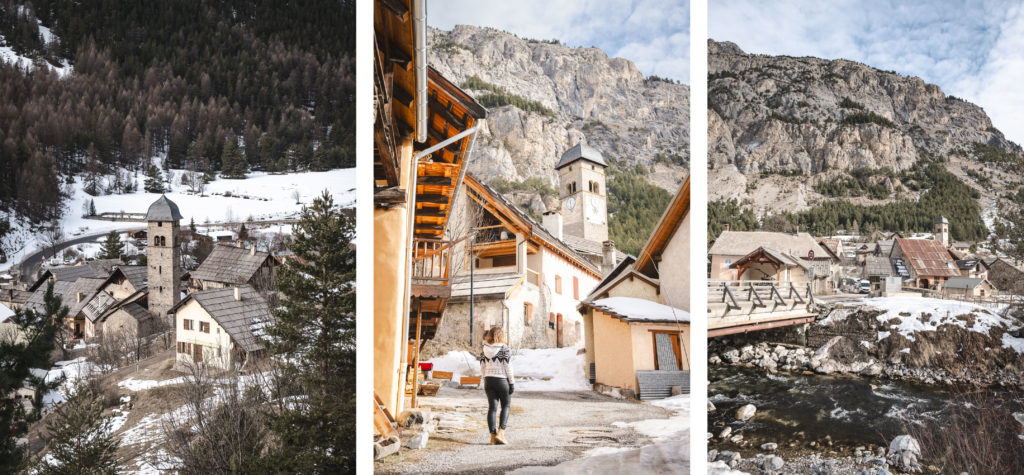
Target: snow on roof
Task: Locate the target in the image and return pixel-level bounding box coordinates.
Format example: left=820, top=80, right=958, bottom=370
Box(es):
left=585, top=297, right=690, bottom=323
left=0, top=302, right=15, bottom=322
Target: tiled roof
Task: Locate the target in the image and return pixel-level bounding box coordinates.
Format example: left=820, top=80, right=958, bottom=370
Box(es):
left=862, top=256, right=895, bottom=277
left=710, top=231, right=828, bottom=261
left=175, top=285, right=272, bottom=353
left=894, top=238, right=960, bottom=278
left=191, top=244, right=272, bottom=285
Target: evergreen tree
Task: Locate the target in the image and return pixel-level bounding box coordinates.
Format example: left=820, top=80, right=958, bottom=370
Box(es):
left=264, top=191, right=355, bottom=472
left=98, top=230, right=123, bottom=260
left=221, top=137, right=246, bottom=179
left=34, top=382, right=121, bottom=474
left=189, top=217, right=197, bottom=233
left=143, top=164, right=165, bottom=193
left=0, top=283, right=60, bottom=471
left=89, top=199, right=96, bottom=217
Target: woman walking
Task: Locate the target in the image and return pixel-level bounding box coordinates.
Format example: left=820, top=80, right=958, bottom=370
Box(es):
left=479, top=327, right=515, bottom=445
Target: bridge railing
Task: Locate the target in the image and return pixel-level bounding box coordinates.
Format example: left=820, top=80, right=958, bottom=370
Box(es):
left=707, top=279, right=814, bottom=310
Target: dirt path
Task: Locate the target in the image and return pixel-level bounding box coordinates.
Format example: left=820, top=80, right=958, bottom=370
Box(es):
left=375, top=387, right=687, bottom=474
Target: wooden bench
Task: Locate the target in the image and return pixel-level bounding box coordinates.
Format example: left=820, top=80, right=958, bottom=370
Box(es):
left=432, top=370, right=453, bottom=381
left=459, top=376, right=481, bottom=388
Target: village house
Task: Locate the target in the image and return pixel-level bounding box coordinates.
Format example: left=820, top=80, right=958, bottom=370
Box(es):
left=941, top=277, right=997, bottom=299
left=709, top=230, right=835, bottom=293
left=429, top=173, right=602, bottom=351
left=984, top=257, right=1024, bottom=294
left=373, top=0, right=487, bottom=427
left=955, top=259, right=987, bottom=279
left=190, top=243, right=277, bottom=292
left=579, top=176, right=690, bottom=400
left=170, top=285, right=272, bottom=371
left=861, top=256, right=895, bottom=291
left=889, top=238, right=960, bottom=290
left=1, top=288, right=32, bottom=311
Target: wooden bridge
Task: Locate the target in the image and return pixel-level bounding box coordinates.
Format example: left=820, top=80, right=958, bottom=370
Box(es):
left=707, top=280, right=820, bottom=337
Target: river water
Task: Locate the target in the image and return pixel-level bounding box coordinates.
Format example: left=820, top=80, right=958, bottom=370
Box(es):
left=708, top=365, right=1021, bottom=453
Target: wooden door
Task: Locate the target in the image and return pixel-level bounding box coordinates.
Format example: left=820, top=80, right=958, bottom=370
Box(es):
left=193, top=344, right=203, bottom=363
left=556, top=314, right=563, bottom=347
left=652, top=331, right=683, bottom=370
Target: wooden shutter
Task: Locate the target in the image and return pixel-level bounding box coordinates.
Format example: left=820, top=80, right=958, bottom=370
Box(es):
left=573, top=277, right=579, bottom=299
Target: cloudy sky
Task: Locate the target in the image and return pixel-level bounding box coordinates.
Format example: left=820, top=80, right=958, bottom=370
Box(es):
left=428, top=0, right=690, bottom=82
left=711, top=0, right=1024, bottom=146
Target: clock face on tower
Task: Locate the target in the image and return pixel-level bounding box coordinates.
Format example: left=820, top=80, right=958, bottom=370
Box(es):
left=566, top=196, right=576, bottom=210
left=586, top=196, right=606, bottom=225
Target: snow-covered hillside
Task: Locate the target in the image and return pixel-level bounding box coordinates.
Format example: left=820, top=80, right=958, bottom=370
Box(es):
left=0, top=169, right=355, bottom=272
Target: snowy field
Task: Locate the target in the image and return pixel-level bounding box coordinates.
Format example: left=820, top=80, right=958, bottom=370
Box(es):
left=1, top=168, right=355, bottom=272
left=427, top=346, right=591, bottom=391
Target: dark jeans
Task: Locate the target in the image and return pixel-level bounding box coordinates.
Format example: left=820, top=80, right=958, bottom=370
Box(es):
left=484, top=376, right=511, bottom=434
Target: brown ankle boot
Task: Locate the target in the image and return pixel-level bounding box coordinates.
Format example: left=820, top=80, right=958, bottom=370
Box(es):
left=495, top=428, right=508, bottom=445
left=490, top=433, right=497, bottom=445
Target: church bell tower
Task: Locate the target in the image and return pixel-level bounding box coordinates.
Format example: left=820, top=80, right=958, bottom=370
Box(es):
left=556, top=142, right=608, bottom=246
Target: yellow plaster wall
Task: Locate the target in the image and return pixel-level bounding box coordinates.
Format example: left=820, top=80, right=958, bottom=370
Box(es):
left=629, top=322, right=691, bottom=373
left=660, top=212, right=690, bottom=311
left=603, top=274, right=660, bottom=301
left=591, top=310, right=637, bottom=392
left=373, top=139, right=413, bottom=415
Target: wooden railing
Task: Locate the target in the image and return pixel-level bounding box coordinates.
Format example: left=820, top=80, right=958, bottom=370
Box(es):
left=707, top=280, right=814, bottom=309
left=412, top=239, right=451, bottom=286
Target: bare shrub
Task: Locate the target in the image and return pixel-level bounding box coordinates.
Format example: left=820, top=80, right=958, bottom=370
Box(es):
left=904, top=384, right=1024, bottom=472
left=154, top=362, right=272, bottom=473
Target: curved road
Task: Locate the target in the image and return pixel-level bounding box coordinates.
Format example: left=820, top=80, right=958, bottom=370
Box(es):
left=14, top=228, right=143, bottom=284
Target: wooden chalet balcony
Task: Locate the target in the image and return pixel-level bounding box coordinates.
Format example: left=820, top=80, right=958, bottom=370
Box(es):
left=410, top=238, right=452, bottom=299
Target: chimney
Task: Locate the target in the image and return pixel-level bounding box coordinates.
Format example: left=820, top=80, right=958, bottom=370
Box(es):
left=233, top=286, right=241, bottom=301
left=723, top=224, right=730, bottom=232
left=77, top=292, right=84, bottom=302
left=601, top=240, right=616, bottom=275
left=250, top=245, right=256, bottom=256
left=543, top=211, right=563, bottom=240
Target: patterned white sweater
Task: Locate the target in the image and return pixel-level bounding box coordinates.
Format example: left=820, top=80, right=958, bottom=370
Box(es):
left=479, top=343, right=515, bottom=382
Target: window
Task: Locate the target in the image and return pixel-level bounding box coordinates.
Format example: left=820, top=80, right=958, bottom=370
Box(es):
left=524, top=302, right=534, bottom=324
left=573, top=276, right=579, bottom=300
left=158, top=221, right=162, bottom=227
left=555, top=275, right=562, bottom=295
left=200, top=321, right=210, bottom=333
left=548, top=312, right=555, bottom=329
left=159, top=265, right=162, bottom=275
left=722, top=258, right=732, bottom=269
left=183, top=319, right=194, bottom=331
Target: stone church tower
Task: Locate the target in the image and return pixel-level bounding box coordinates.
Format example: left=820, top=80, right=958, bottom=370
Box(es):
left=934, top=215, right=950, bottom=248
left=556, top=142, right=608, bottom=247
left=146, top=195, right=183, bottom=316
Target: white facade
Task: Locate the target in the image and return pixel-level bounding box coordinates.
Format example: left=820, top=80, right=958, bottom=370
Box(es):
left=174, top=299, right=235, bottom=371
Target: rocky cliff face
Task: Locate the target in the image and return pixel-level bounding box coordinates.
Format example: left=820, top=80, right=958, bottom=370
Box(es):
left=708, top=39, right=1023, bottom=214
left=428, top=25, right=689, bottom=200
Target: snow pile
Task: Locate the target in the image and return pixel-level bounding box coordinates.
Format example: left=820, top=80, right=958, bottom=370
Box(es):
left=118, top=377, right=187, bottom=392
left=427, top=346, right=591, bottom=391
left=1003, top=334, right=1024, bottom=354
left=612, top=394, right=689, bottom=442
left=650, top=393, right=689, bottom=413
left=588, top=297, right=690, bottom=323
left=862, top=297, right=1011, bottom=342
left=42, top=357, right=102, bottom=407
left=0, top=302, right=15, bottom=322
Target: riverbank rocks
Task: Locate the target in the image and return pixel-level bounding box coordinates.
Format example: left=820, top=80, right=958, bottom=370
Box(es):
left=718, top=426, right=733, bottom=439
left=758, top=455, right=784, bottom=471
left=736, top=404, right=757, bottom=421
left=708, top=400, right=717, bottom=412
left=761, top=442, right=778, bottom=452
left=1014, top=412, right=1024, bottom=427
left=886, top=435, right=922, bottom=473
left=404, top=432, right=429, bottom=449
left=716, top=450, right=742, bottom=467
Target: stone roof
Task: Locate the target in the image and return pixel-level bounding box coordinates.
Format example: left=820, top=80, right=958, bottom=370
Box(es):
left=172, top=285, right=272, bottom=353
left=554, top=142, right=607, bottom=170
left=710, top=231, right=828, bottom=261
left=943, top=277, right=985, bottom=290
left=145, top=195, right=183, bottom=221
left=25, top=278, right=103, bottom=315
left=862, top=256, right=894, bottom=277
left=894, top=238, right=960, bottom=278
left=116, top=266, right=148, bottom=290
left=191, top=244, right=272, bottom=285
left=935, top=216, right=949, bottom=224
left=117, top=302, right=152, bottom=322
left=1, top=289, right=32, bottom=305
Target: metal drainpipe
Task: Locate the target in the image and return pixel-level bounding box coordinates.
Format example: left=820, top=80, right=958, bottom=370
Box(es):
left=413, top=0, right=427, bottom=144
left=400, top=124, right=481, bottom=381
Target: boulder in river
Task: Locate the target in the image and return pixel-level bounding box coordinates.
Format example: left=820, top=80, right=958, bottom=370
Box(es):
left=761, top=442, right=777, bottom=452
left=708, top=400, right=716, bottom=412
left=736, top=404, right=757, bottom=421
left=887, top=435, right=922, bottom=473
left=718, top=426, right=733, bottom=439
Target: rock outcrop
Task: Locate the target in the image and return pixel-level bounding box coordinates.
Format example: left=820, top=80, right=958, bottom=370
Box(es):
left=708, top=39, right=1023, bottom=215
left=429, top=26, right=689, bottom=199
